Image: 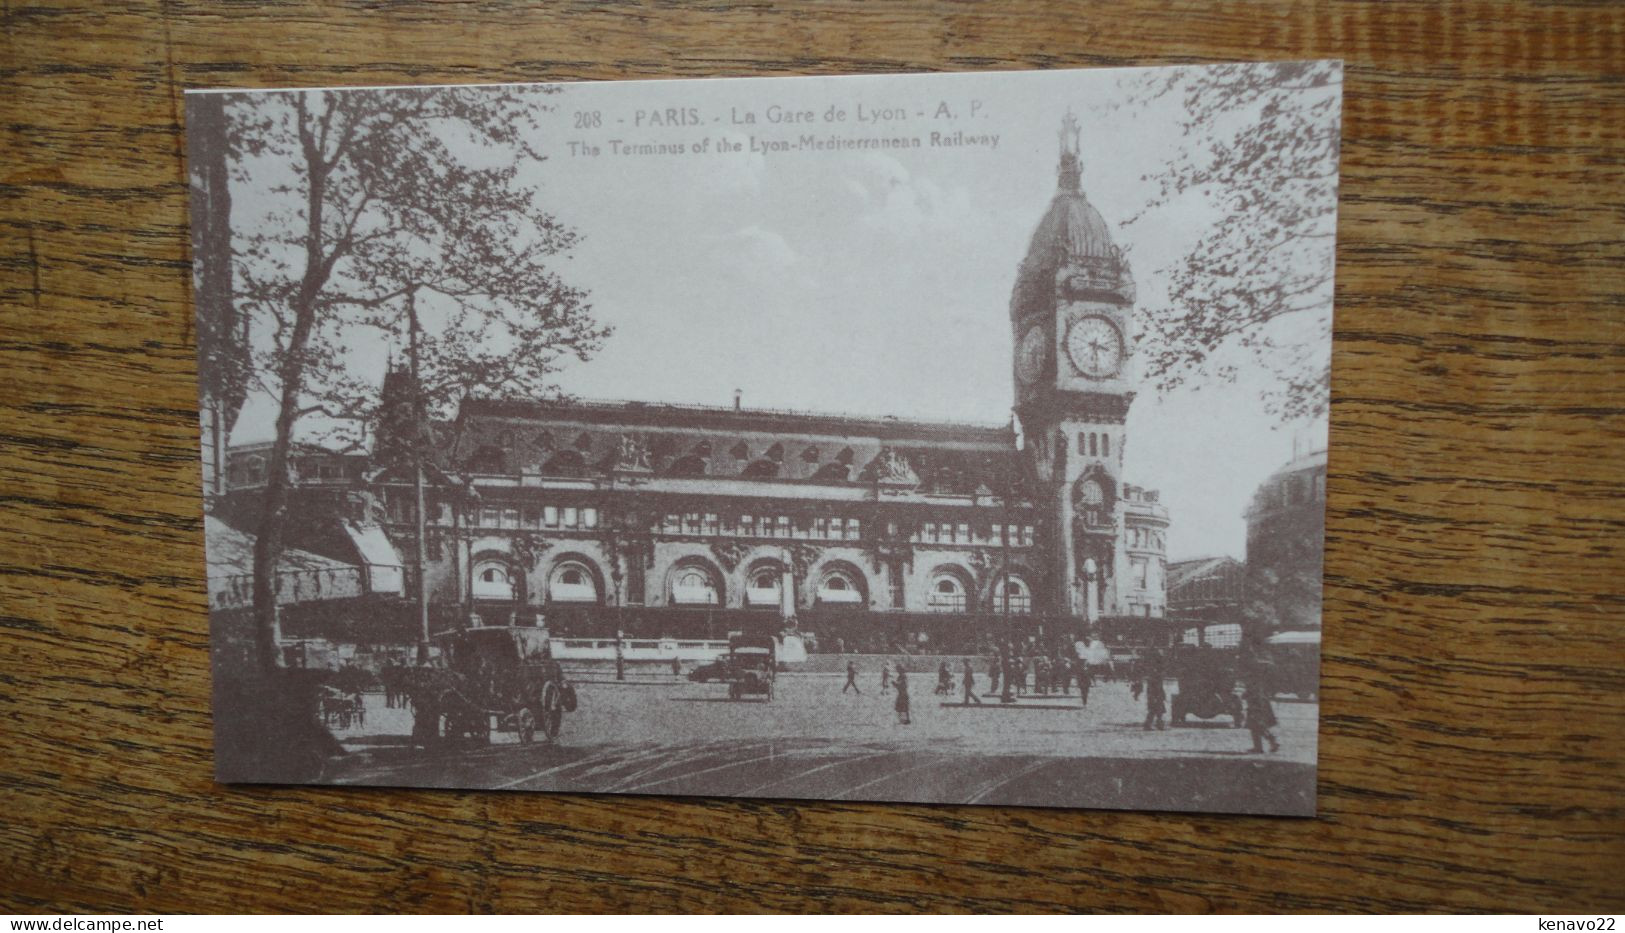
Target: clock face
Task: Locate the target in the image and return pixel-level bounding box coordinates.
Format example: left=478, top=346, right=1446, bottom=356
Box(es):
left=1065, top=315, right=1124, bottom=379
left=1015, top=327, right=1048, bottom=385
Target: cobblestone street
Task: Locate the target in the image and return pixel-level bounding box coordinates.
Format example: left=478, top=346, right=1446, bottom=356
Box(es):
left=327, top=668, right=1317, bottom=813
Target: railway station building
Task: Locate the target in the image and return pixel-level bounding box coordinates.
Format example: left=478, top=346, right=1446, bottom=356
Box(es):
left=211, top=117, right=1173, bottom=655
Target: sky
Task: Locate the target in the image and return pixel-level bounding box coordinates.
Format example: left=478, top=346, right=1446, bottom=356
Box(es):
left=219, top=65, right=1338, bottom=561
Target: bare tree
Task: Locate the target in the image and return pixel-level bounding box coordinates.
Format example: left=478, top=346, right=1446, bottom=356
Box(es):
left=214, top=85, right=609, bottom=670
left=1108, top=61, right=1341, bottom=424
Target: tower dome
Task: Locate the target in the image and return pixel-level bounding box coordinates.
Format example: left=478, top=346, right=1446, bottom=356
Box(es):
left=1023, top=191, right=1116, bottom=267
left=1009, top=112, right=1132, bottom=320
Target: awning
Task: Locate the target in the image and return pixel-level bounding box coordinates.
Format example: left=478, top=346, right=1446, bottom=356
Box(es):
left=341, top=521, right=404, bottom=595
left=205, top=515, right=361, bottom=608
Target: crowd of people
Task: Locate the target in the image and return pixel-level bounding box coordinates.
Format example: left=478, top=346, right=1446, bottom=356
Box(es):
left=838, top=647, right=1284, bottom=754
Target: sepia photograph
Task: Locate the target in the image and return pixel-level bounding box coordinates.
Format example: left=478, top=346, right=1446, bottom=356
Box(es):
left=189, top=62, right=1341, bottom=815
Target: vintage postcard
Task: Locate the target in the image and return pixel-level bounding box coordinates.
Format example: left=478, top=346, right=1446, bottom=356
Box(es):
left=190, top=62, right=1340, bottom=814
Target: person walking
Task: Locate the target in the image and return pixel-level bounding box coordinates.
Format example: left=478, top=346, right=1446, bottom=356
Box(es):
left=961, top=659, right=983, bottom=705
left=843, top=660, right=861, bottom=694
left=1245, top=682, right=1280, bottom=753
left=987, top=654, right=1001, bottom=697
left=1143, top=671, right=1166, bottom=731
left=1076, top=658, right=1093, bottom=708
left=936, top=662, right=952, bottom=696
left=880, top=661, right=892, bottom=694
left=894, top=668, right=911, bottom=725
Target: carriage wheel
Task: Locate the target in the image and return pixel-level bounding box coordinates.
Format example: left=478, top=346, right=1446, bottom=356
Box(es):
left=539, top=682, right=563, bottom=740
left=517, top=706, right=536, bottom=744
left=452, top=708, right=488, bottom=745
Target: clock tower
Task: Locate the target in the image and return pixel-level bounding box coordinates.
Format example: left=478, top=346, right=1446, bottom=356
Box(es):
left=1009, top=112, right=1137, bottom=623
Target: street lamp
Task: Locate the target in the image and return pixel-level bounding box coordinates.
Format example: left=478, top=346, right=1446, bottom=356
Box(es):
left=1000, top=410, right=1024, bottom=705
left=1084, top=557, right=1099, bottom=628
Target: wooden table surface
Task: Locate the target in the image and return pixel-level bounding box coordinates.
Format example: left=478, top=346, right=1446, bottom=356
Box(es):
left=2, top=0, right=1622, bottom=914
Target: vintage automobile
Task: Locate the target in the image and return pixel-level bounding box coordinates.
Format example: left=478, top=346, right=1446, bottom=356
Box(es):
left=1169, top=644, right=1244, bottom=727
left=407, top=626, right=577, bottom=747
left=685, top=658, right=731, bottom=683
left=720, top=633, right=776, bottom=702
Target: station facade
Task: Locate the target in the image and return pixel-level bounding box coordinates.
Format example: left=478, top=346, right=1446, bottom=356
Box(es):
left=214, top=116, right=1172, bottom=654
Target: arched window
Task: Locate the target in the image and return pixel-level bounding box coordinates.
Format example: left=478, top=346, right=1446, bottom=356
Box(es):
left=548, top=560, right=599, bottom=603
left=472, top=561, right=517, bottom=600
left=927, top=571, right=968, bottom=613
left=670, top=564, right=721, bottom=606
left=1079, top=477, right=1107, bottom=525
left=816, top=567, right=865, bottom=606
left=1102, top=434, right=1110, bottom=457
left=746, top=564, right=783, bottom=606
left=992, top=575, right=1032, bottom=614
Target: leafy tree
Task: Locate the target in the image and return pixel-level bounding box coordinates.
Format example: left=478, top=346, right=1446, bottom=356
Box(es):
left=1108, top=61, right=1342, bottom=424
left=201, top=84, right=608, bottom=670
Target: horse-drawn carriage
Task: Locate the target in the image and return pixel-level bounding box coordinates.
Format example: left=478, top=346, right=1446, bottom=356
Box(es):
left=407, top=627, right=577, bottom=747
left=318, top=685, right=366, bottom=729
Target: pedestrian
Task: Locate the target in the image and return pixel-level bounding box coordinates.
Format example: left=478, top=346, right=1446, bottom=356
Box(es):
left=843, top=660, right=861, bottom=694
left=894, top=669, right=911, bottom=725
left=1014, top=657, right=1027, bottom=696
left=987, top=655, right=1001, bottom=696
left=1077, top=659, right=1093, bottom=708
left=380, top=660, right=396, bottom=709
left=936, top=662, right=952, bottom=696
left=1143, top=673, right=1166, bottom=731
left=880, top=662, right=892, bottom=694
left=615, top=639, right=625, bottom=682
left=962, top=659, right=983, bottom=705
left=1244, top=682, right=1280, bottom=753
left=670, top=656, right=681, bottom=677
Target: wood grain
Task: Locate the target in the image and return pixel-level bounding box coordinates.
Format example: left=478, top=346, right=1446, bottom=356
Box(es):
left=2, top=0, right=1622, bottom=914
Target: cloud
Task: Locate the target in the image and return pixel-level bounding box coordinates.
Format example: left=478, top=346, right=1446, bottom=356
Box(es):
left=707, top=224, right=798, bottom=270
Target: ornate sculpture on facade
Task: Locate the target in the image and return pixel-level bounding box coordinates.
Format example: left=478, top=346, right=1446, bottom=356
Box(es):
left=966, top=547, right=997, bottom=595
left=868, top=447, right=920, bottom=486
left=710, top=541, right=751, bottom=573
left=863, top=522, right=915, bottom=576
left=510, top=532, right=552, bottom=572
left=612, top=433, right=653, bottom=472
left=1072, top=466, right=1116, bottom=527
left=785, top=542, right=822, bottom=579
